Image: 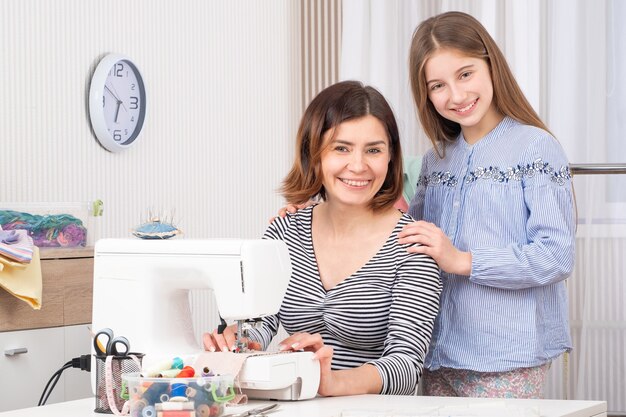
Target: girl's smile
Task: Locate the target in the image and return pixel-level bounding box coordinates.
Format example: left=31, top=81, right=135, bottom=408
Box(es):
left=425, top=48, right=503, bottom=144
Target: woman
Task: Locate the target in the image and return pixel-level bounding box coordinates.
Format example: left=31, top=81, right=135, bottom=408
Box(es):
left=204, top=80, right=441, bottom=396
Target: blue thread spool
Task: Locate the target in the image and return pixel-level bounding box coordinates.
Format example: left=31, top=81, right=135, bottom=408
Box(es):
left=170, top=382, right=187, bottom=398
left=186, top=382, right=211, bottom=404
left=141, top=382, right=169, bottom=405
left=142, top=405, right=156, bottom=417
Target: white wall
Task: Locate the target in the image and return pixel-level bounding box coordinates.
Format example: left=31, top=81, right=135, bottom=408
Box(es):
left=0, top=1, right=300, bottom=240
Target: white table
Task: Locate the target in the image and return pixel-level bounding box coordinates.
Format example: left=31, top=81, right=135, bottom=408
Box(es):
left=0, top=395, right=607, bottom=417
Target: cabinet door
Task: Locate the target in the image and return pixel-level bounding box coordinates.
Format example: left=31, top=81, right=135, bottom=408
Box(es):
left=63, top=324, right=93, bottom=401
left=0, top=327, right=65, bottom=412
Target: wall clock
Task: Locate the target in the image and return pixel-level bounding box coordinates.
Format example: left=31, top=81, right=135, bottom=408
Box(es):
left=89, top=53, right=147, bottom=152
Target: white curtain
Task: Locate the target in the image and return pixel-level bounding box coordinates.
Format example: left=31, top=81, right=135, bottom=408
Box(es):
left=341, top=1, right=626, bottom=413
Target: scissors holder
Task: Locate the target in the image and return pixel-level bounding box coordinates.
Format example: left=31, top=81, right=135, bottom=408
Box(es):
left=94, top=353, right=144, bottom=414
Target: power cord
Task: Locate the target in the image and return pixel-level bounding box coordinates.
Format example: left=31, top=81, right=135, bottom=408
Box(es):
left=38, top=354, right=92, bottom=406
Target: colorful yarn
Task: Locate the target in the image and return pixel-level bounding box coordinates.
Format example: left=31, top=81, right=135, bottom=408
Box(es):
left=0, top=210, right=86, bottom=247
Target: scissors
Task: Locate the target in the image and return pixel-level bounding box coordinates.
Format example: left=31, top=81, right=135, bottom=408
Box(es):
left=93, top=327, right=131, bottom=357
left=224, top=404, right=279, bottom=417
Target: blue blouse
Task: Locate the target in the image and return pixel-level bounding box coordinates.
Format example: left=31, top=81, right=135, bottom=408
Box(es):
left=409, top=116, right=575, bottom=372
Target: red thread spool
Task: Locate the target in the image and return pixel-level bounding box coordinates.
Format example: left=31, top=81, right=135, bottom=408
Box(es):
left=175, top=366, right=195, bottom=378
left=209, top=404, right=221, bottom=417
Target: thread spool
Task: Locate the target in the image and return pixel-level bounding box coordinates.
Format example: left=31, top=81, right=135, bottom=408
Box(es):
left=201, top=366, right=214, bottom=377
left=170, top=383, right=187, bottom=399
left=186, top=383, right=211, bottom=404
left=142, top=382, right=169, bottom=405
left=143, top=357, right=184, bottom=377
left=209, top=404, right=221, bottom=417
left=158, top=369, right=181, bottom=378
left=156, top=401, right=195, bottom=411
left=142, top=405, right=156, bottom=417
left=130, top=399, right=146, bottom=417
left=175, top=366, right=195, bottom=378
left=195, top=404, right=210, bottom=417
left=171, top=357, right=184, bottom=370
left=159, top=393, right=170, bottom=403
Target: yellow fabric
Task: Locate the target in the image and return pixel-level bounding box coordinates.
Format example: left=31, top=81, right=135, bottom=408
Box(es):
left=0, top=253, right=29, bottom=268
left=0, top=246, right=42, bottom=309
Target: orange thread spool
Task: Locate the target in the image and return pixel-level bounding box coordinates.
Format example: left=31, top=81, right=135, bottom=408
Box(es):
left=175, top=366, right=195, bottom=378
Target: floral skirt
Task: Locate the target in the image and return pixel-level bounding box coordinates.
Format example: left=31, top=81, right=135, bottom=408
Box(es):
left=423, top=363, right=551, bottom=398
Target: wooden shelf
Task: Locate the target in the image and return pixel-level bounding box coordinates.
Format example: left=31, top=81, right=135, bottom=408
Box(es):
left=0, top=247, right=94, bottom=332
left=39, top=246, right=94, bottom=260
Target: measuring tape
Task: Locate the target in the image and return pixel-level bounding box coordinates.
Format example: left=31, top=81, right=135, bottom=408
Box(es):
left=105, top=354, right=141, bottom=415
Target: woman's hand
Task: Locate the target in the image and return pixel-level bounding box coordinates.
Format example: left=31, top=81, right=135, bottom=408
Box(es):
left=202, top=324, right=261, bottom=352
left=279, top=332, right=382, bottom=396
left=269, top=200, right=317, bottom=223
left=278, top=332, right=336, bottom=396
left=398, top=220, right=472, bottom=275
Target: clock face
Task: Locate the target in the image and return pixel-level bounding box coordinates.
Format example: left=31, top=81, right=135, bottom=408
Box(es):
left=102, top=60, right=145, bottom=145
left=89, top=54, right=147, bottom=152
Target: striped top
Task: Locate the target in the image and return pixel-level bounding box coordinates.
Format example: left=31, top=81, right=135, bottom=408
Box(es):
left=247, top=206, right=442, bottom=395
left=409, top=116, right=576, bottom=372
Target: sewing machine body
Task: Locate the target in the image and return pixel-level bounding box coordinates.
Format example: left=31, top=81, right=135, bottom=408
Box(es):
left=91, top=238, right=320, bottom=400
left=239, top=352, right=320, bottom=400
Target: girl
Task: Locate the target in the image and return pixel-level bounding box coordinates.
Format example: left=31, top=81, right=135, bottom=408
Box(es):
left=205, top=81, right=441, bottom=396
left=398, top=11, right=576, bottom=398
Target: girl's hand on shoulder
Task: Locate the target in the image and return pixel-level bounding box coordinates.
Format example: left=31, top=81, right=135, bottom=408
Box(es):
left=278, top=332, right=336, bottom=396
left=269, top=200, right=316, bottom=223
left=398, top=220, right=472, bottom=276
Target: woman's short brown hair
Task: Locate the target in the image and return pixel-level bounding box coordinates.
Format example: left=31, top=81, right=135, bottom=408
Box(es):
left=282, top=80, right=403, bottom=211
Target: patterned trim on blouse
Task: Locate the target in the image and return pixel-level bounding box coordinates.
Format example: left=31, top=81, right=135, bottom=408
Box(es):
left=418, top=158, right=571, bottom=188
left=417, top=171, right=458, bottom=188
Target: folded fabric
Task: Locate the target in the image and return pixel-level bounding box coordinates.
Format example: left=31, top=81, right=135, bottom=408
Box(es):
left=0, top=246, right=42, bottom=309
left=1, top=230, right=20, bottom=244
left=0, top=229, right=34, bottom=263
left=0, top=253, right=28, bottom=269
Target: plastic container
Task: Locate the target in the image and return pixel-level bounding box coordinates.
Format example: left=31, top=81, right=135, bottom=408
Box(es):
left=122, top=372, right=235, bottom=417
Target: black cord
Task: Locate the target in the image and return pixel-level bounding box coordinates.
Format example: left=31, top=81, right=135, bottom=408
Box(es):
left=38, top=361, right=71, bottom=406
left=38, top=354, right=92, bottom=407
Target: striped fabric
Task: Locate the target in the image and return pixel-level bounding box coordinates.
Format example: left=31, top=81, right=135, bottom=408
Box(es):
left=247, top=206, right=442, bottom=395
left=409, top=116, right=576, bottom=373
left=0, top=229, right=34, bottom=263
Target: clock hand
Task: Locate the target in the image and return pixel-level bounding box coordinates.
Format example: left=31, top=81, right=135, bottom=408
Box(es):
left=104, top=85, right=121, bottom=102
left=108, top=83, right=129, bottom=113
left=114, top=100, right=122, bottom=123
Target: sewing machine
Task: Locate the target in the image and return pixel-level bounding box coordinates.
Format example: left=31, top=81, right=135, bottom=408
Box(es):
left=91, top=238, right=320, bottom=400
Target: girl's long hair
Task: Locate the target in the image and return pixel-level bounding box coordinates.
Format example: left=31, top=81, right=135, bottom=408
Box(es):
left=409, top=11, right=551, bottom=157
